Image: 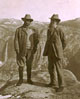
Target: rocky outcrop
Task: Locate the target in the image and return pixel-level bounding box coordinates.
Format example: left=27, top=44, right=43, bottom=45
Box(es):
left=0, top=69, right=80, bottom=99
left=0, top=18, right=80, bottom=81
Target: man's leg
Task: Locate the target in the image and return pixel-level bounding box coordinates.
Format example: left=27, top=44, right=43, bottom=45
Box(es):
left=55, top=59, right=65, bottom=92
left=48, top=62, right=53, bottom=85
left=16, top=67, right=23, bottom=86
left=26, top=50, right=34, bottom=84
left=48, top=56, right=58, bottom=87
left=16, top=55, right=26, bottom=86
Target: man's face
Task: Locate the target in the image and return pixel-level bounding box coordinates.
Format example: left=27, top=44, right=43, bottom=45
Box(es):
left=24, top=19, right=32, bottom=26
left=51, top=20, right=58, bottom=28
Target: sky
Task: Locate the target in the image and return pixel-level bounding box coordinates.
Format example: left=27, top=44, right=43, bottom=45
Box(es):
left=0, top=0, right=80, bottom=22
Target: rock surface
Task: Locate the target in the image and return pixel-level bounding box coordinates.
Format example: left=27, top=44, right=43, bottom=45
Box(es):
left=0, top=18, right=80, bottom=98
left=0, top=18, right=80, bottom=80
left=0, top=69, right=80, bottom=99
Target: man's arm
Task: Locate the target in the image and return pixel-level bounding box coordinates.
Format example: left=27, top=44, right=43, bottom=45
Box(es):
left=14, top=29, right=19, bottom=54
left=33, top=33, right=39, bottom=52
left=60, top=29, right=66, bottom=50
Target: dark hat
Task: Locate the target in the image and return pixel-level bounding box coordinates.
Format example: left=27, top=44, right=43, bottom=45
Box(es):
left=50, top=14, right=61, bottom=22
left=21, top=14, right=33, bottom=21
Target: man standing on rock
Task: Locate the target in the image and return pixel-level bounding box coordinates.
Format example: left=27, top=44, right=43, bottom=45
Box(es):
left=14, top=14, right=39, bottom=86
left=43, top=14, right=66, bottom=92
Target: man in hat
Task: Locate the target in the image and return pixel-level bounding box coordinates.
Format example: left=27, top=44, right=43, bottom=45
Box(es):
left=43, top=14, right=66, bottom=92
left=14, top=14, right=39, bottom=86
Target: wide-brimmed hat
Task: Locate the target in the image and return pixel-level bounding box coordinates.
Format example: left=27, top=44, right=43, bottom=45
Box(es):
left=50, top=14, right=61, bottom=22
left=21, top=14, right=33, bottom=21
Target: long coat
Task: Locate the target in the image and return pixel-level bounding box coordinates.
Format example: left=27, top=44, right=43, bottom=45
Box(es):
left=43, top=27, right=66, bottom=59
left=14, top=25, right=39, bottom=57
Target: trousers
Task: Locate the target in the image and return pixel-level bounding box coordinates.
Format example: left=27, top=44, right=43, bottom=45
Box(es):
left=17, top=49, right=34, bottom=79
left=48, top=53, right=65, bottom=87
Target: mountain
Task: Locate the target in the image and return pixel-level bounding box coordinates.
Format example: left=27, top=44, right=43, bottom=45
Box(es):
left=60, top=18, right=80, bottom=80
left=0, top=18, right=80, bottom=81
left=61, top=18, right=80, bottom=28
left=0, top=18, right=80, bottom=99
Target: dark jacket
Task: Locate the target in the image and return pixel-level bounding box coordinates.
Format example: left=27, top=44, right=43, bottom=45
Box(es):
left=14, top=25, right=39, bottom=57
left=43, top=27, right=66, bottom=59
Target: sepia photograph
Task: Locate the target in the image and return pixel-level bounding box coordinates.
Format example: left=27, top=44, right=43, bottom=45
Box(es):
left=0, top=0, right=80, bottom=99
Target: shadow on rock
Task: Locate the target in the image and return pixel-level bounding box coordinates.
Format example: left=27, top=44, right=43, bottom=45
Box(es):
left=0, top=79, right=48, bottom=93
left=31, top=81, right=48, bottom=87
left=0, top=80, right=18, bottom=93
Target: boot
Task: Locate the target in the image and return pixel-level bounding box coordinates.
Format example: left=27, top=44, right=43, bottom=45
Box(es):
left=16, top=67, right=23, bottom=86
left=47, top=74, right=58, bottom=88
left=27, top=69, right=33, bottom=84
left=27, top=73, right=33, bottom=84
left=56, top=86, right=64, bottom=92
left=27, top=79, right=33, bottom=84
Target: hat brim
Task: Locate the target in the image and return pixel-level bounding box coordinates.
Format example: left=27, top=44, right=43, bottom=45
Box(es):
left=49, top=18, right=61, bottom=22
left=21, top=18, right=33, bottom=22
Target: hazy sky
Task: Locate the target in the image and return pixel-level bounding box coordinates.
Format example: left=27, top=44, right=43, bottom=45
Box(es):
left=0, top=0, right=80, bottom=22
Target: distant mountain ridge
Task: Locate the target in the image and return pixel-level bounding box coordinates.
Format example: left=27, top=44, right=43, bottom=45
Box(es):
left=0, top=18, right=80, bottom=80
left=61, top=18, right=80, bottom=28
